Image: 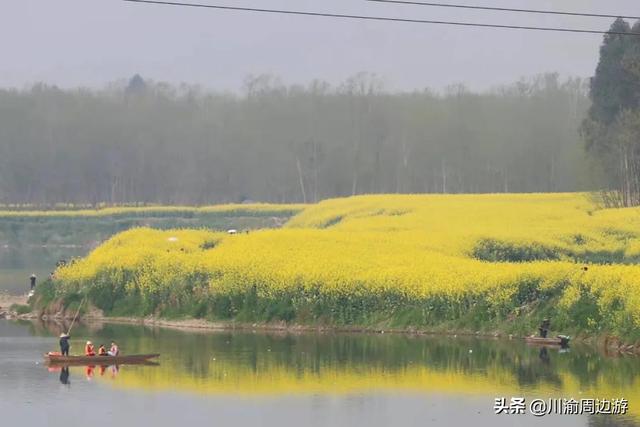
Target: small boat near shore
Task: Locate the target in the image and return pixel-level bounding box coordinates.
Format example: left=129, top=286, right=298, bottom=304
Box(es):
left=525, top=336, right=570, bottom=347
left=45, top=353, right=160, bottom=366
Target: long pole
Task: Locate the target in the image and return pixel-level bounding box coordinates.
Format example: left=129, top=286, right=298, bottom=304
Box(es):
left=67, top=296, right=86, bottom=335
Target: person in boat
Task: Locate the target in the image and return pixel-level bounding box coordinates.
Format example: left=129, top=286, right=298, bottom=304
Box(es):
left=539, top=318, right=551, bottom=338
left=98, top=344, right=107, bottom=356
left=59, top=333, right=71, bottom=356
left=85, top=341, right=96, bottom=356
left=108, top=341, right=119, bottom=356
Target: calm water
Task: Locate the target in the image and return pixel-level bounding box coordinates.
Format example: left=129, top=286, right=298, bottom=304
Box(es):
left=0, top=320, right=638, bottom=427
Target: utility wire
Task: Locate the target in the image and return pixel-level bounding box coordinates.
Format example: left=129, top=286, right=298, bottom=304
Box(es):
left=365, top=0, right=640, bottom=21
left=123, top=0, right=640, bottom=36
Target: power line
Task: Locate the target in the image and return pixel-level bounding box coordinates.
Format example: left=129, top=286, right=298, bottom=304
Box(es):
left=365, top=0, right=640, bottom=21
left=123, top=0, right=640, bottom=36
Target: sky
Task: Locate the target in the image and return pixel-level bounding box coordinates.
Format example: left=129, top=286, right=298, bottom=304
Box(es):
left=1, top=0, right=638, bottom=92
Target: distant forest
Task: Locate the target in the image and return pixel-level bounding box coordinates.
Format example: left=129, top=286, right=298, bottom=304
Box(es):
left=0, top=73, right=591, bottom=205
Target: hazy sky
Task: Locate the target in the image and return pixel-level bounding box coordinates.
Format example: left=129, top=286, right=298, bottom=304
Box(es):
left=2, top=0, right=638, bottom=92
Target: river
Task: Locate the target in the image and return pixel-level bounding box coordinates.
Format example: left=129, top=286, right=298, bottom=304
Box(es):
left=0, top=320, right=638, bottom=427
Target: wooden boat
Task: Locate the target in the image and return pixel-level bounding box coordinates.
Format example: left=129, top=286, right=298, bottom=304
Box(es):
left=525, top=335, right=570, bottom=347
left=45, top=353, right=160, bottom=366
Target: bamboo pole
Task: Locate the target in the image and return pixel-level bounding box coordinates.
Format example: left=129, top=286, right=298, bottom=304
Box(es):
left=67, top=296, right=86, bottom=335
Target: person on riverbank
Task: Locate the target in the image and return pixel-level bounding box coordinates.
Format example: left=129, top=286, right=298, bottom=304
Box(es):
left=108, top=341, right=119, bottom=356
left=85, top=341, right=95, bottom=356
left=98, top=344, right=107, bottom=356
left=539, top=318, right=550, bottom=338
left=59, top=333, right=71, bottom=356
left=30, top=274, right=36, bottom=291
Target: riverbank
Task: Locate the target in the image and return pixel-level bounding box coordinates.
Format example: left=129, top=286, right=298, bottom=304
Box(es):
left=36, top=194, right=640, bottom=347
left=0, top=293, right=29, bottom=319
left=18, top=304, right=640, bottom=356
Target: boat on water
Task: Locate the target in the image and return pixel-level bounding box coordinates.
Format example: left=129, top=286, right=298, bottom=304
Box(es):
left=525, top=335, right=570, bottom=347
left=45, top=353, right=160, bottom=366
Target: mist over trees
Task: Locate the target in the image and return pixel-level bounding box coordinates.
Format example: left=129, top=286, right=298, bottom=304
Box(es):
left=0, top=73, right=590, bottom=205
left=583, top=19, right=640, bottom=207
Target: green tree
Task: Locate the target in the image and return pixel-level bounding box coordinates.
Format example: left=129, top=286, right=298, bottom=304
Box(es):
left=582, top=18, right=640, bottom=206
left=588, top=19, right=634, bottom=125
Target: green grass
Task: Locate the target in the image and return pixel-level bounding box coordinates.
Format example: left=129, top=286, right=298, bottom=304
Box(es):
left=9, top=304, right=31, bottom=315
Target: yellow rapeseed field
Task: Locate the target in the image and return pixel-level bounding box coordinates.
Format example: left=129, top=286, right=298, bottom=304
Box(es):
left=0, top=203, right=304, bottom=218
left=54, top=193, right=640, bottom=336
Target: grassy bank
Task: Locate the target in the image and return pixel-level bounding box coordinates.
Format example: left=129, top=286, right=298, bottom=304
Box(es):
left=47, top=194, right=640, bottom=340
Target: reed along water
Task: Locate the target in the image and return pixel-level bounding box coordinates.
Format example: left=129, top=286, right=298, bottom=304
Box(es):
left=0, top=319, right=638, bottom=427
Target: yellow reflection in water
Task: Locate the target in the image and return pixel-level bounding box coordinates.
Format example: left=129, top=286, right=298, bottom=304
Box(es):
left=46, top=323, right=638, bottom=420
left=85, top=355, right=640, bottom=421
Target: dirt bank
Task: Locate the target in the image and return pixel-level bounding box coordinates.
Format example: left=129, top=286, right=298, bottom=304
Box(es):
left=0, top=293, right=27, bottom=307
left=0, top=294, right=28, bottom=318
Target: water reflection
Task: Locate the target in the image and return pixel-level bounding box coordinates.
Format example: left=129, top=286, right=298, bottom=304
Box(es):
left=59, top=366, right=70, bottom=385
left=30, top=321, right=640, bottom=419
left=2, top=319, right=639, bottom=427
left=47, top=363, right=121, bottom=382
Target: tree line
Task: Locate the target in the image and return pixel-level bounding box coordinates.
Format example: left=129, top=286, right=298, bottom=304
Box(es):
left=583, top=18, right=640, bottom=207
left=0, top=72, right=591, bottom=205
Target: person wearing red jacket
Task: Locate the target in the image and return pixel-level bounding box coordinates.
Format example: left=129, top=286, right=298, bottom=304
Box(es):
left=84, top=341, right=96, bottom=356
